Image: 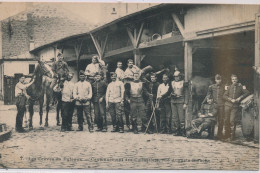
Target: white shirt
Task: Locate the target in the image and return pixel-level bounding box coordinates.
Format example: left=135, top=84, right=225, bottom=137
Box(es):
left=106, top=81, right=125, bottom=103
left=61, top=80, right=74, bottom=102
left=15, top=82, right=29, bottom=97
left=115, top=68, right=125, bottom=81
left=73, top=81, right=92, bottom=105
left=157, top=83, right=170, bottom=98
left=124, top=65, right=141, bottom=79
left=85, top=63, right=103, bottom=77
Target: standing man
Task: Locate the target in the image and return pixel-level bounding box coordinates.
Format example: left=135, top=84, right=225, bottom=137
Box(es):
left=60, top=72, right=75, bottom=132
left=85, top=55, right=105, bottom=84
left=73, top=71, right=93, bottom=132
left=145, top=73, right=160, bottom=134
left=223, top=74, right=249, bottom=141
left=125, top=72, right=149, bottom=134
left=115, top=61, right=125, bottom=81
left=157, top=73, right=171, bottom=134
left=206, top=74, right=225, bottom=139
left=106, top=72, right=125, bottom=133
left=15, top=75, right=35, bottom=132
left=92, top=72, right=107, bottom=132
left=170, top=71, right=188, bottom=136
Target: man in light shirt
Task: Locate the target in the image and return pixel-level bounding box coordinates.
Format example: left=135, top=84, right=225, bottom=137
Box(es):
left=157, top=73, right=171, bottom=134
left=85, top=55, right=105, bottom=84
left=115, top=61, right=125, bottom=81
left=60, top=73, right=75, bottom=132
left=73, top=71, right=93, bottom=132
left=124, top=59, right=141, bottom=83
left=15, top=75, right=35, bottom=132
left=106, top=72, right=125, bottom=133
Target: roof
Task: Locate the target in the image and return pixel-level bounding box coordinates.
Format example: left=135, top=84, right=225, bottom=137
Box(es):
left=30, top=3, right=179, bottom=53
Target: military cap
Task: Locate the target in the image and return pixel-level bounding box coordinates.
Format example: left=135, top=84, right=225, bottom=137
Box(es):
left=92, top=55, right=99, bottom=60
left=79, top=70, right=85, bottom=76
left=57, top=52, right=63, bottom=57
left=110, top=72, right=117, bottom=76
left=127, top=59, right=134, bottom=63
left=95, top=72, right=103, bottom=76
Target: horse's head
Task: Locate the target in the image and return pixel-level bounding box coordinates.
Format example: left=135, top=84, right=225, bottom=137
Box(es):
left=37, top=60, right=54, bottom=78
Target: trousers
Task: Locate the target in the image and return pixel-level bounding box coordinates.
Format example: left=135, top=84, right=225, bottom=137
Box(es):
left=130, top=97, right=146, bottom=130
left=76, top=105, right=93, bottom=130
left=93, top=101, right=107, bottom=130
left=224, top=105, right=239, bottom=138
left=171, top=102, right=185, bottom=132
left=109, top=102, right=124, bottom=129
left=159, top=100, right=171, bottom=132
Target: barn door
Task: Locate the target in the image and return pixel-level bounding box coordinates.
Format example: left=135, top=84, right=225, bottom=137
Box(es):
left=254, top=13, right=260, bottom=142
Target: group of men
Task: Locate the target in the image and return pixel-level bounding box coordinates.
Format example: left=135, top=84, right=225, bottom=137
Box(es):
left=15, top=52, right=250, bottom=141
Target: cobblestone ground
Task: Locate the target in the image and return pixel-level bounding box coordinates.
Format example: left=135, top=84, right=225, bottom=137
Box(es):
left=0, top=107, right=259, bottom=170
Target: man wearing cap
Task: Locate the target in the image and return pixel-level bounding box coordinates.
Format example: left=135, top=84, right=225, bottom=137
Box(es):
left=85, top=55, right=105, bottom=84
left=187, top=95, right=217, bottom=138
left=91, top=72, right=107, bottom=132
left=73, top=70, right=93, bottom=132
left=145, top=73, right=160, bottom=134
left=15, top=75, right=35, bottom=132
left=223, top=74, right=249, bottom=140
left=60, top=72, right=75, bottom=131
left=115, top=61, right=125, bottom=82
left=52, top=52, right=69, bottom=82
left=124, top=59, right=141, bottom=83
left=106, top=72, right=125, bottom=133
left=206, top=74, right=225, bottom=139
left=125, top=72, right=149, bottom=134
left=170, top=71, right=188, bottom=136
left=157, top=73, right=171, bottom=134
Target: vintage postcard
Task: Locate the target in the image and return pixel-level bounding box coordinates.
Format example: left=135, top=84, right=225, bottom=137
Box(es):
left=0, top=1, right=259, bottom=171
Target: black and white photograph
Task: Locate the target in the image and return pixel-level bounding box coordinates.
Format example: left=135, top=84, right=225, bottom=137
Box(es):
left=0, top=1, right=259, bottom=170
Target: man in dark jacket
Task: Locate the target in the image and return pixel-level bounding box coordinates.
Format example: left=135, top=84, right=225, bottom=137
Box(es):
left=92, top=72, right=107, bottom=132
left=223, top=74, right=249, bottom=141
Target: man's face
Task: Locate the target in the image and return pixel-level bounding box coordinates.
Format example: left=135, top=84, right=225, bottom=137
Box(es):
left=215, top=79, right=221, bottom=85
left=111, top=75, right=117, bottom=81
left=207, top=98, right=213, bottom=104
left=151, top=76, right=156, bottom=82
left=58, top=55, right=63, bottom=61
left=67, top=74, right=73, bottom=81
left=117, top=62, right=122, bottom=69
left=95, top=75, right=101, bottom=81
left=92, top=58, right=98, bottom=64
left=133, top=73, right=139, bottom=81
left=174, top=76, right=180, bottom=81
left=231, top=76, right=238, bottom=84
left=20, top=77, right=25, bottom=83
left=128, top=61, right=133, bottom=68
left=79, top=75, right=85, bottom=81
left=162, top=75, right=168, bottom=83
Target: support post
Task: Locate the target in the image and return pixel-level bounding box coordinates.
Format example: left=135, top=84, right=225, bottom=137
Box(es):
left=134, top=49, right=142, bottom=67
left=184, top=41, right=193, bottom=129
left=74, top=39, right=83, bottom=80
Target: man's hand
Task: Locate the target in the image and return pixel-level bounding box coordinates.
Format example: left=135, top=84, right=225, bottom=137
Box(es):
left=231, top=99, right=236, bottom=103
left=120, top=100, right=124, bottom=106
left=149, top=94, right=153, bottom=99
left=235, top=97, right=241, bottom=102
left=183, top=104, right=187, bottom=109
left=127, top=99, right=131, bottom=104
left=99, top=97, right=103, bottom=103
left=106, top=103, right=109, bottom=109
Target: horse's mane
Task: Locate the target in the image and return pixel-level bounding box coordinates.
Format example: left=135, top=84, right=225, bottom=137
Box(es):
left=26, top=63, right=43, bottom=98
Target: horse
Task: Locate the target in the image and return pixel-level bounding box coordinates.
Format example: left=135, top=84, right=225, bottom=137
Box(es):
left=26, top=60, right=55, bottom=129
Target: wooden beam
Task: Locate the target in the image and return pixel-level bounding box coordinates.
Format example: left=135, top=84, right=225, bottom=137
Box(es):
left=101, top=34, right=108, bottom=58
left=172, top=13, right=186, bottom=38
left=136, top=22, right=144, bottom=48
left=90, top=33, right=102, bottom=58
left=74, top=39, right=83, bottom=80
left=126, top=27, right=136, bottom=48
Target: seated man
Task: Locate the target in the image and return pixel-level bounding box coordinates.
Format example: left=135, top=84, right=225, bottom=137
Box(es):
left=186, top=95, right=216, bottom=139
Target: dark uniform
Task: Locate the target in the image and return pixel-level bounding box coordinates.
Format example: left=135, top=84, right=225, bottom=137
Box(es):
left=207, top=83, right=225, bottom=138
left=188, top=100, right=216, bottom=138
left=52, top=60, right=69, bottom=79
left=145, top=81, right=160, bottom=133
left=92, top=79, right=107, bottom=131
left=223, top=82, right=249, bottom=139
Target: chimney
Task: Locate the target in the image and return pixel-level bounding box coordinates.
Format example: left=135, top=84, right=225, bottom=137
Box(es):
left=27, top=13, right=34, bottom=51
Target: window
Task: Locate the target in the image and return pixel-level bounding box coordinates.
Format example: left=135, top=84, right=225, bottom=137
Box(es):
left=29, top=64, right=35, bottom=74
